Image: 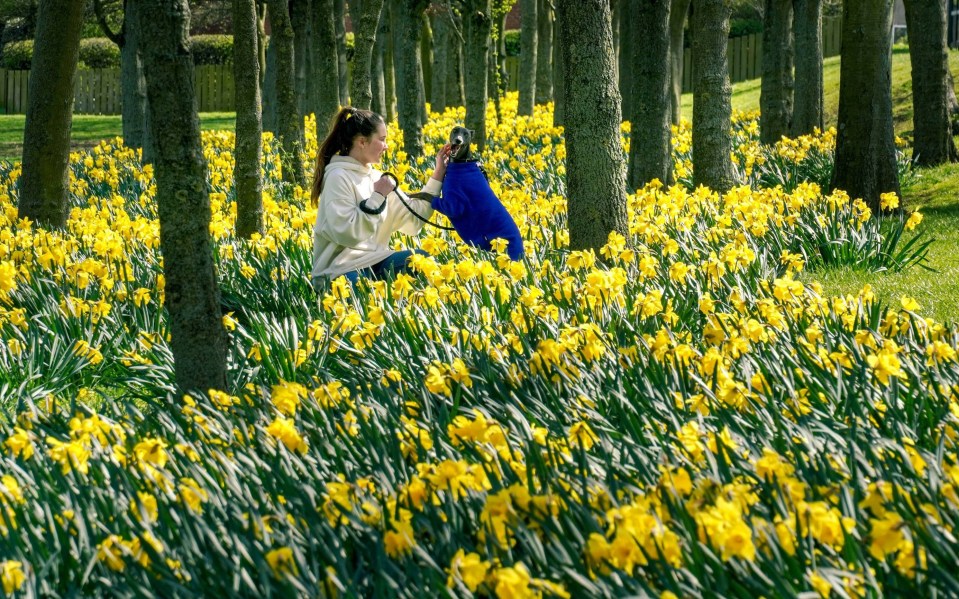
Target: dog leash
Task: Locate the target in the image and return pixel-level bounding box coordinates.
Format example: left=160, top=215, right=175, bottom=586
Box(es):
left=359, top=172, right=456, bottom=231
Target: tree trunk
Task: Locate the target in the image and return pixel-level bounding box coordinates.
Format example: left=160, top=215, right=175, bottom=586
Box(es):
left=268, top=0, right=306, bottom=185
left=792, top=0, right=824, bottom=135
left=669, top=0, right=691, bottom=125
left=948, top=69, right=959, bottom=134
left=619, top=0, right=635, bottom=119
left=335, top=0, right=350, bottom=105
left=535, top=0, right=553, bottom=104
left=120, top=1, right=148, bottom=153
left=385, top=3, right=397, bottom=122
left=350, top=0, right=385, bottom=110
left=138, top=0, right=228, bottom=396
left=691, top=0, right=736, bottom=193
left=830, top=0, right=901, bottom=213
left=760, top=0, right=794, bottom=144
left=448, top=8, right=465, bottom=107
left=903, top=0, right=958, bottom=165
left=234, top=0, right=264, bottom=238
left=372, top=7, right=388, bottom=116
left=257, top=1, right=268, bottom=87
left=627, top=0, right=673, bottom=189
left=291, top=0, right=311, bottom=118
left=263, top=29, right=277, bottom=133
left=311, top=0, right=341, bottom=134
left=393, top=0, right=429, bottom=157
left=556, top=0, right=629, bottom=251
left=552, top=8, right=566, bottom=126
left=496, top=9, right=508, bottom=98
left=518, top=0, right=537, bottom=115
left=431, top=5, right=452, bottom=112
left=464, top=0, right=492, bottom=152
left=420, top=12, right=432, bottom=119
left=17, top=0, right=85, bottom=230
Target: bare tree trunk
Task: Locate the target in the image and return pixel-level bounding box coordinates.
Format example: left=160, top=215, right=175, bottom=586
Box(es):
left=121, top=2, right=148, bottom=154
left=830, top=0, right=901, bottom=213
left=431, top=5, right=452, bottom=112
left=518, top=0, right=537, bottom=115
left=619, top=0, right=635, bottom=119
left=350, top=0, right=386, bottom=109
left=669, top=0, right=691, bottom=125
left=263, top=29, right=277, bottom=133
left=760, top=0, right=794, bottom=144
left=234, top=0, right=264, bottom=238
left=535, top=0, right=553, bottom=104
left=692, top=0, right=736, bottom=192
left=372, top=7, right=388, bottom=116
left=464, top=0, right=492, bottom=151
left=268, top=0, right=306, bottom=185
left=552, top=8, right=566, bottom=126
left=792, top=0, right=824, bottom=135
left=312, top=0, right=341, bottom=134
left=257, top=1, right=268, bottom=87
left=17, top=0, right=84, bottom=230
left=139, top=0, right=228, bottom=395
left=394, top=0, right=429, bottom=157
left=335, top=0, right=350, bottom=105
left=290, top=0, right=311, bottom=117
left=385, top=3, right=397, bottom=122
left=420, top=12, right=432, bottom=118
left=948, top=69, right=959, bottom=134
left=557, top=0, right=628, bottom=251
left=448, top=9, right=465, bottom=107
left=903, top=0, right=958, bottom=165
left=627, top=0, right=673, bottom=189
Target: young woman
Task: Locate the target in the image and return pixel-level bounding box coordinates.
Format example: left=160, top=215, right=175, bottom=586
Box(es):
left=310, top=106, right=450, bottom=290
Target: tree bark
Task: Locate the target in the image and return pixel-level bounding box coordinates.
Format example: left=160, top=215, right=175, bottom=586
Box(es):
left=552, top=6, right=565, bottom=126
left=121, top=1, right=148, bottom=154
left=619, top=0, right=635, bottom=119
left=535, top=0, right=553, bottom=104
left=234, top=0, right=264, bottom=238
left=311, top=0, right=341, bottom=134
left=268, top=0, right=306, bottom=185
left=350, top=0, right=385, bottom=110
left=290, top=0, right=311, bottom=118
left=372, top=6, right=388, bottom=116
left=792, top=0, right=824, bottom=135
left=430, top=4, right=452, bottom=112
left=691, top=0, right=736, bottom=193
left=420, top=12, right=432, bottom=118
left=830, top=0, right=901, bottom=213
left=335, top=0, right=350, bottom=105
left=903, top=0, right=958, bottom=165
left=760, top=0, right=793, bottom=144
left=138, top=0, right=228, bottom=395
left=384, top=3, right=397, bottom=122
left=17, top=0, right=85, bottom=230
left=448, top=8, right=465, bottom=107
left=464, top=0, right=492, bottom=152
left=627, top=0, right=673, bottom=189
left=394, top=0, right=429, bottom=157
left=257, top=1, right=268, bottom=87
left=263, top=28, right=277, bottom=133
left=556, top=0, right=628, bottom=251
left=669, top=0, right=691, bottom=125
left=518, top=0, right=537, bottom=115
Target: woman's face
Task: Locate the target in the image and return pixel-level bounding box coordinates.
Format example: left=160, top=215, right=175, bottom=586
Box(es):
left=355, top=122, right=389, bottom=165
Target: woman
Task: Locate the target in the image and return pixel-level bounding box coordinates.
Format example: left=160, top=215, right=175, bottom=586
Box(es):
left=310, top=106, right=450, bottom=290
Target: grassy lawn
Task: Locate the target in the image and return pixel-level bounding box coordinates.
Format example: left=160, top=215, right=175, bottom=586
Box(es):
left=679, top=47, right=959, bottom=325
left=0, top=112, right=236, bottom=162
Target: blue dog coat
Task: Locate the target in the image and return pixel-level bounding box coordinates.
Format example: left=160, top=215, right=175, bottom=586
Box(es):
left=431, top=161, right=524, bottom=260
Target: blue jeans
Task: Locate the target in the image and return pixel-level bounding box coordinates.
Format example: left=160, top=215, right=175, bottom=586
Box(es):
left=312, top=249, right=427, bottom=291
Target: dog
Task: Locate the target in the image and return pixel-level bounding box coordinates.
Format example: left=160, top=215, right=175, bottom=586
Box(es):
left=428, top=126, right=524, bottom=260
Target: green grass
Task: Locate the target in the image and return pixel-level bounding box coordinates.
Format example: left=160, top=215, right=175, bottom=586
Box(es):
left=0, top=112, right=236, bottom=162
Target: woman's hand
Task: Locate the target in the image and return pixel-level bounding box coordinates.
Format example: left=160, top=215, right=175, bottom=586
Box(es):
left=373, top=174, right=396, bottom=196
left=431, top=144, right=452, bottom=182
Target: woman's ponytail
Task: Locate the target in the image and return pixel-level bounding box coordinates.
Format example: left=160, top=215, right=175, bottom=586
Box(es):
left=311, top=107, right=385, bottom=206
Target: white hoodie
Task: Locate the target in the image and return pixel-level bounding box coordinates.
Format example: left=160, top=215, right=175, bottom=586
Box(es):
left=312, top=155, right=442, bottom=278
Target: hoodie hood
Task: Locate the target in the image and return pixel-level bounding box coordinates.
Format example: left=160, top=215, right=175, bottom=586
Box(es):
left=326, top=155, right=374, bottom=176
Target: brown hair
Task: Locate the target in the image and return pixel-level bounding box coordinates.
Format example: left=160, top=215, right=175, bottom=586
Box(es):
left=311, top=106, right=386, bottom=206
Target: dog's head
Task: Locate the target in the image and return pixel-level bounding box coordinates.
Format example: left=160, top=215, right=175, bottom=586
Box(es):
left=448, top=126, right=474, bottom=162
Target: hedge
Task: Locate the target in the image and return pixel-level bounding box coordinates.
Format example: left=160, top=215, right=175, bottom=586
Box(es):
left=0, top=35, right=244, bottom=69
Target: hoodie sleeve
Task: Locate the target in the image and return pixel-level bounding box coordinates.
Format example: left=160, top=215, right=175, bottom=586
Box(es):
left=318, top=170, right=385, bottom=247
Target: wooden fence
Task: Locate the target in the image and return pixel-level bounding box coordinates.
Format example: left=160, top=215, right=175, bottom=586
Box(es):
left=503, top=17, right=843, bottom=94
left=0, top=64, right=235, bottom=115
left=1, top=19, right=842, bottom=114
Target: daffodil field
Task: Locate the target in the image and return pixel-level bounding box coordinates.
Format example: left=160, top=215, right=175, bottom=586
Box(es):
left=0, top=94, right=956, bottom=597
